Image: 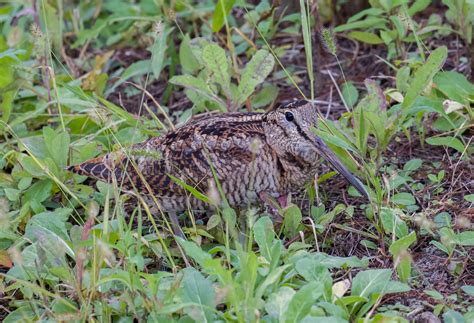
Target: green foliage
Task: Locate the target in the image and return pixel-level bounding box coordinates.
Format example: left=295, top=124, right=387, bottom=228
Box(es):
left=0, top=0, right=473, bottom=321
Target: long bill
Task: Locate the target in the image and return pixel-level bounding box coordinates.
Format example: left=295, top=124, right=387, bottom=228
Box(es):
left=312, top=137, right=369, bottom=199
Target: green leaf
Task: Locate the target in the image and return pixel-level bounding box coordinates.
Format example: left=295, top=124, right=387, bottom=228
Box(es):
left=456, top=231, right=474, bottom=246
left=1, top=90, right=15, bottom=123
left=176, top=237, right=212, bottom=267
left=396, top=66, right=411, bottom=93
left=334, top=17, right=387, bottom=32
left=433, top=71, right=474, bottom=104
left=392, top=192, right=416, bottom=206
left=170, top=75, right=226, bottom=108
left=426, top=136, right=465, bottom=153
left=212, top=0, right=236, bottom=32
left=443, top=310, right=465, bottom=323
left=113, top=59, right=151, bottom=89
left=179, top=268, right=215, bottom=322
left=202, top=44, right=231, bottom=99
left=265, top=286, right=295, bottom=320
left=283, top=205, right=302, bottom=238
left=283, top=281, right=324, bottom=323
left=43, top=127, right=70, bottom=168
left=342, top=82, right=359, bottom=108
left=352, top=269, right=409, bottom=298
left=402, top=46, right=448, bottom=109
left=25, top=208, right=72, bottom=242
left=237, top=50, right=275, bottom=107
left=461, top=285, right=474, bottom=297
left=253, top=216, right=276, bottom=262
left=464, top=194, right=474, bottom=202
left=403, top=158, right=422, bottom=172
left=23, top=179, right=53, bottom=203
left=389, top=231, right=417, bottom=255
left=149, top=24, right=169, bottom=79
left=179, top=34, right=200, bottom=73
left=348, top=31, right=384, bottom=44
left=408, top=0, right=432, bottom=16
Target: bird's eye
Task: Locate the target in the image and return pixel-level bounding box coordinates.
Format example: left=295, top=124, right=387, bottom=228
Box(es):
left=285, top=111, right=294, bottom=122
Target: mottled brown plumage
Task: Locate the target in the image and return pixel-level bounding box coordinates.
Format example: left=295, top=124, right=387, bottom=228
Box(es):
left=68, top=100, right=368, bottom=214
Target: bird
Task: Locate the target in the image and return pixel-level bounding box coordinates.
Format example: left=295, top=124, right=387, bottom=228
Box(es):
left=68, top=100, right=368, bottom=234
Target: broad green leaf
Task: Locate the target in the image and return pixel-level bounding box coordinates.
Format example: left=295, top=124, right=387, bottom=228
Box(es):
left=265, top=286, right=295, bottom=320
left=380, top=208, right=408, bottom=238
left=342, top=82, right=359, bottom=108
left=25, top=208, right=72, bottom=242
left=237, top=50, right=275, bottom=107
left=392, top=192, right=416, bottom=206
left=149, top=24, right=169, bottom=79
left=433, top=71, right=474, bottom=104
left=1, top=90, right=15, bottom=123
left=253, top=216, right=276, bottom=261
left=461, top=285, right=474, bottom=296
left=464, top=194, right=474, bottom=202
left=113, top=59, right=151, bottom=90
left=426, top=136, right=465, bottom=153
left=334, top=17, right=387, bottom=32
left=170, top=75, right=226, bottom=108
left=408, top=0, right=432, bottom=16
left=389, top=231, right=417, bottom=255
left=348, top=31, right=384, bottom=44
left=176, top=237, right=212, bottom=267
left=255, top=264, right=290, bottom=299
left=443, top=310, right=465, bottom=323
left=396, top=66, right=411, bottom=93
left=179, top=268, right=215, bottom=322
left=402, top=46, right=448, bottom=109
left=23, top=179, right=53, bottom=203
left=250, top=83, right=279, bottom=108
left=456, top=231, right=474, bottom=246
left=283, top=281, right=324, bottom=323
left=352, top=269, right=409, bottom=298
left=212, top=0, right=236, bottom=32
left=283, top=204, right=302, bottom=238
left=202, top=44, right=231, bottom=99
left=179, top=34, right=200, bottom=73
left=403, top=158, right=422, bottom=172
left=43, top=127, right=70, bottom=168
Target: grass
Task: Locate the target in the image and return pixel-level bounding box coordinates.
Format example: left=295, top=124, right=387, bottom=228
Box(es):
left=0, top=0, right=473, bottom=322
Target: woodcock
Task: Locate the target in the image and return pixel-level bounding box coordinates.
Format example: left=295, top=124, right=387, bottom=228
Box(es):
left=69, top=100, right=368, bottom=223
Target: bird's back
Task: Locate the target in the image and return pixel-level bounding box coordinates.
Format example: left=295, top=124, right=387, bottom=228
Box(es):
left=69, top=112, right=283, bottom=211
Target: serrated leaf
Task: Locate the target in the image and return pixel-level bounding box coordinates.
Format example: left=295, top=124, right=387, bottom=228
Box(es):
left=170, top=75, right=226, bottom=108
left=237, top=50, right=274, bottom=107
left=202, top=44, right=231, bottom=100
left=426, top=136, right=465, bottom=153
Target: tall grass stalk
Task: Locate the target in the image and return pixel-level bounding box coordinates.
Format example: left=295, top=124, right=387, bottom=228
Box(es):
left=300, top=0, right=315, bottom=102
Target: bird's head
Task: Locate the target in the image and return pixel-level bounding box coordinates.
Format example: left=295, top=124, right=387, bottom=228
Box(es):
left=264, top=100, right=368, bottom=199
